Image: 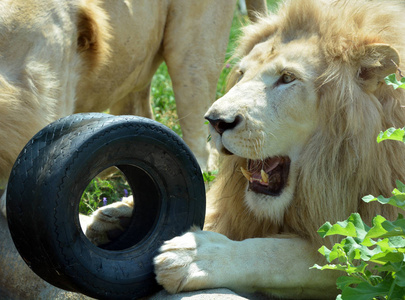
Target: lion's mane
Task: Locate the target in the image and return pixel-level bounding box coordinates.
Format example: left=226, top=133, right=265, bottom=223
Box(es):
left=204, top=0, right=405, bottom=246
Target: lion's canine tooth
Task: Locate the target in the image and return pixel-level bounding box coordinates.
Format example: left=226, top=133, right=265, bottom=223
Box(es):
left=240, top=167, right=252, bottom=182
left=261, top=169, right=269, bottom=183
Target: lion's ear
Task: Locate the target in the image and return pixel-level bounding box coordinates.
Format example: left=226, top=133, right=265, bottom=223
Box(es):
left=358, top=43, right=400, bottom=91
left=77, top=2, right=111, bottom=73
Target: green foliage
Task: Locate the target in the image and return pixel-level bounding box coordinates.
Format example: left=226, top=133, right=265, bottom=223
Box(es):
left=377, top=127, right=405, bottom=143
left=80, top=172, right=131, bottom=215
left=203, top=170, right=218, bottom=184
left=385, top=74, right=405, bottom=90
left=313, top=125, right=405, bottom=299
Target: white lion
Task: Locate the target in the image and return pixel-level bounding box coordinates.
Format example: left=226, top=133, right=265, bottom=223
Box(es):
left=154, top=0, right=405, bottom=299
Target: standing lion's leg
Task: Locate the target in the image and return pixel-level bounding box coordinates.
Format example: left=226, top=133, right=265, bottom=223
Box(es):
left=162, top=0, right=236, bottom=171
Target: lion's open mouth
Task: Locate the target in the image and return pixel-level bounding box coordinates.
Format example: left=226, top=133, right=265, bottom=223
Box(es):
left=241, top=156, right=291, bottom=196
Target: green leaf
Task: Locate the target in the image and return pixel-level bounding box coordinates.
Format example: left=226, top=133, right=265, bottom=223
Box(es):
left=374, top=263, right=404, bottom=279
left=365, top=215, right=389, bottom=239
left=380, top=219, right=405, bottom=238
left=342, top=237, right=362, bottom=261
left=311, top=263, right=351, bottom=273
left=385, top=73, right=405, bottom=90
left=336, top=276, right=364, bottom=290
left=396, top=180, right=405, bottom=193
left=376, top=236, right=405, bottom=253
left=202, top=170, right=218, bottom=183
left=395, top=265, right=405, bottom=287
left=362, top=194, right=405, bottom=210
left=364, top=215, right=405, bottom=240
left=317, top=222, right=334, bottom=238
left=341, top=281, right=391, bottom=300
left=318, top=239, right=364, bottom=264
left=389, top=287, right=405, bottom=300
left=345, top=261, right=369, bottom=275
left=370, top=252, right=404, bottom=266
left=340, top=237, right=379, bottom=262
left=377, top=127, right=405, bottom=143
left=361, top=237, right=377, bottom=247
left=318, top=245, right=332, bottom=259
left=391, top=189, right=405, bottom=203
left=318, top=213, right=369, bottom=239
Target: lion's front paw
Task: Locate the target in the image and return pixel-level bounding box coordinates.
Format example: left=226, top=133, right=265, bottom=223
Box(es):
left=154, top=230, right=235, bottom=294
left=83, top=196, right=134, bottom=245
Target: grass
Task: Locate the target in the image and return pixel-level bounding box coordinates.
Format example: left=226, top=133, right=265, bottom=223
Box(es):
left=80, top=0, right=280, bottom=215
left=80, top=169, right=131, bottom=215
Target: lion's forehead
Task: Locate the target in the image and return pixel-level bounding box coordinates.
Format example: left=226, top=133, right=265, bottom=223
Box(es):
left=241, top=37, right=322, bottom=80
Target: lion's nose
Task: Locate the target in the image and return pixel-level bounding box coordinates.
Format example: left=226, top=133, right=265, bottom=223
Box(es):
left=205, top=115, right=242, bottom=135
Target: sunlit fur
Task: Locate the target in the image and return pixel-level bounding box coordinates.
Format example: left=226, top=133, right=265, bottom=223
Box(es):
left=204, top=0, right=405, bottom=247
left=0, top=0, right=111, bottom=190
left=77, top=0, right=111, bottom=73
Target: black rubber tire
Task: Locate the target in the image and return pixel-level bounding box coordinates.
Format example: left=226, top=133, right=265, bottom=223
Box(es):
left=6, top=113, right=206, bottom=300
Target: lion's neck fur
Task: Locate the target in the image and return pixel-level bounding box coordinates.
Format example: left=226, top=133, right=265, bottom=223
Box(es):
left=286, top=81, right=405, bottom=245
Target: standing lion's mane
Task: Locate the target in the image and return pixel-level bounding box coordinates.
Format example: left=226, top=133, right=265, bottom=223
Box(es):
left=205, top=0, right=405, bottom=247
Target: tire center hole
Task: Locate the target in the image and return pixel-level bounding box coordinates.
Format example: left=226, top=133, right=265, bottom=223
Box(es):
left=79, top=166, right=134, bottom=248
left=79, top=164, right=161, bottom=251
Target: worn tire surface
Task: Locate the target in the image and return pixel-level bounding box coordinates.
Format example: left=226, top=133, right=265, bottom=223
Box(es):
left=6, top=113, right=206, bottom=300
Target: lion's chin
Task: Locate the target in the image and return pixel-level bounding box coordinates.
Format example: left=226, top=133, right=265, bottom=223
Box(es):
left=241, top=156, right=291, bottom=197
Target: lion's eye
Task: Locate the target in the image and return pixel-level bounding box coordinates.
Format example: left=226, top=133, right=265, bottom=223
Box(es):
left=281, top=72, right=296, bottom=84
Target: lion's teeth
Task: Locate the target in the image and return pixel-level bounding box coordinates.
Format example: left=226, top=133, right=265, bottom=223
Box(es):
left=240, top=167, right=252, bottom=182
left=261, top=170, right=269, bottom=183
